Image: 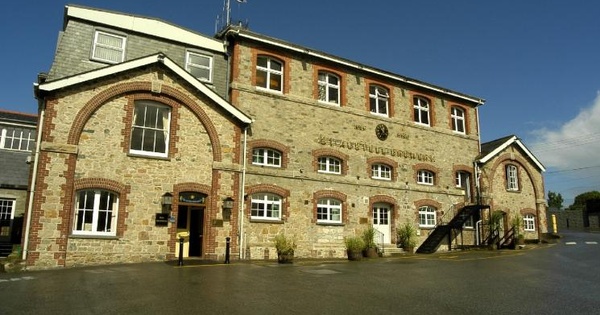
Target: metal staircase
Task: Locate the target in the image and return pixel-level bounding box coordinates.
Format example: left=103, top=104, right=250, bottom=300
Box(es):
left=416, top=205, right=488, bottom=254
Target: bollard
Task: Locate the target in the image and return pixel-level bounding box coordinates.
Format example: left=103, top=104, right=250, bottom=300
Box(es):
left=225, top=237, right=231, bottom=264
left=178, top=237, right=184, bottom=266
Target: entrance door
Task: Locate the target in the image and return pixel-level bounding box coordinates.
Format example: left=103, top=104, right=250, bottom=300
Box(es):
left=188, top=207, right=204, bottom=257
left=373, top=204, right=391, bottom=244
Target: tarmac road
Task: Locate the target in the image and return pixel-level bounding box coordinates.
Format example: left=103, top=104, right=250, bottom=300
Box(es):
left=1, top=231, right=599, bottom=314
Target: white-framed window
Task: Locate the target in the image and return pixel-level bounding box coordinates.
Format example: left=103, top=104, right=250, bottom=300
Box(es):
left=413, top=97, right=430, bottom=126
left=524, top=214, right=535, bottom=231
left=186, top=51, right=213, bottom=82
left=256, top=56, right=283, bottom=92
left=451, top=106, right=466, bottom=134
left=419, top=206, right=436, bottom=228
left=252, top=148, right=282, bottom=167
left=317, top=198, right=342, bottom=224
left=456, top=171, right=472, bottom=200
left=506, top=165, right=519, bottom=191
left=1, top=128, right=35, bottom=152
left=0, top=198, right=15, bottom=220
left=371, top=163, right=392, bottom=180
left=92, top=30, right=126, bottom=64
left=369, top=85, right=389, bottom=116
left=417, top=170, right=434, bottom=185
left=318, top=71, right=340, bottom=105
left=463, top=215, right=474, bottom=228
left=250, top=193, right=281, bottom=220
left=318, top=156, right=341, bottom=174
left=73, top=190, right=118, bottom=236
left=130, top=101, right=171, bottom=158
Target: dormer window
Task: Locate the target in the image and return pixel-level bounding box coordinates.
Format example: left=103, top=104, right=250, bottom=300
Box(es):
left=92, top=30, right=126, bottom=64
left=186, top=51, right=213, bottom=83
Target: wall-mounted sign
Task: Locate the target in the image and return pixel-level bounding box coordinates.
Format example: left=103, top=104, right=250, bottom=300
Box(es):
left=179, top=192, right=206, bottom=204
left=155, top=213, right=169, bottom=227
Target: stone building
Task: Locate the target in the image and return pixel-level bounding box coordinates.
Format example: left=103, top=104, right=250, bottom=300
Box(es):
left=476, top=135, right=547, bottom=247
left=0, top=110, right=37, bottom=257
left=24, top=5, right=547, bottom=269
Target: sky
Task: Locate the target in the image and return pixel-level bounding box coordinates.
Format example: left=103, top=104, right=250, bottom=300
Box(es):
left=1, top=0, right=599, bottom=206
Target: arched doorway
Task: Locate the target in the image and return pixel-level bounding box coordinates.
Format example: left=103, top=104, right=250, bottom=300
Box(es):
left=176, top=192, right=207, bottom=258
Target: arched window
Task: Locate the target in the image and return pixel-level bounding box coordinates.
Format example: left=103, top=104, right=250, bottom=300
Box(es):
left=250, top=193, right=282, bottom=220
left=506, top=164, right=519, bottom=191
left=371, top=163, right=392, bottom=180
left=413, top=96, right=430, bottom=126
left=73, top=189, right=119, bottom=236
left=252, top=148, right=282, bottom=167
left=419, top=206, right=436, bottom=228
left=451, top=106, right=465, bottom=133
left=417, top=170, right=435, bottom=185
left=318, top=156, right=342, bottom=174
left=256, top=55, right=283, bottom=92
left=369, top=85, right=389, bottom=116
left=318, top=71, right=340, bottom=105
left=317, top=198, right=342, bottom=224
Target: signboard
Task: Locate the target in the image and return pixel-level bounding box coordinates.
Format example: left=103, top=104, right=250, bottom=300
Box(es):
left=155, top=213, right=169, bottom=227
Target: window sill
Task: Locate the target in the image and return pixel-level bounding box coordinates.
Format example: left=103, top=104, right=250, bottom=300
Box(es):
left=127, top=153, right=170, bottom=161
left=249, top=219, right=284, bottom=224
left=316, top=222, right=344, bottom=227
left=69, top=234, right=119, bottom=240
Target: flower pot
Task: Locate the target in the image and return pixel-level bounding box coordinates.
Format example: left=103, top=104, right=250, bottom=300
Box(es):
left=363, top=247, right=379, bottom=258
left=347, top=249, right=363, bottom=261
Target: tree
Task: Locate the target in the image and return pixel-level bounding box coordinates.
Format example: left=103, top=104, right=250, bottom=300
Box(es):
left=571, top=191, right=600, bottom=209
left=547, top=191, right=564, bottom=210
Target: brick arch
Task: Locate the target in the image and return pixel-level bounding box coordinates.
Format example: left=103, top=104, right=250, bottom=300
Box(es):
left=520, top=208, right=537, bottom=216
left=67, top=81, right=223, bottom=161
left=73, top=177, right=131, bottom=238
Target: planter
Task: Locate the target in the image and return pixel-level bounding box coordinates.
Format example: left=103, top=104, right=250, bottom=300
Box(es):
left=363, top=247, right=379, bottom=258
left=277, top=252, right=294, bottom=264
left=403, top=246, right=414, bottom=254
left=347, top=249, right=363, bottom=261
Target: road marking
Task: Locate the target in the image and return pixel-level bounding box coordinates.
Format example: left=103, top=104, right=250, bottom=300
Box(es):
left=565, top=242, right=577, bottom=245
left=585, top=241, right=598, bottom=245
left=0, top=276, right=35, bottom=283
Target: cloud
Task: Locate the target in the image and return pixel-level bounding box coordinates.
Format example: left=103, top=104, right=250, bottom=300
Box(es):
left=530, top=92, right=600, bottom=170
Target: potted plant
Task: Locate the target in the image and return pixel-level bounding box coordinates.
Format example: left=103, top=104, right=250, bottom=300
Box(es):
left=361, top=226, right=379, bottom=258
left=344, top=236, right=365, bottom=261
left=397, top=222, right=417, bottom=253
left=273, top=233, right=296, bottom=264
left=511, top=215, right=525, bottom=247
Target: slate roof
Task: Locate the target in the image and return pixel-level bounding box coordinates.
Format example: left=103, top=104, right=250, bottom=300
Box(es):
left=477, top=135, right=545, bottom=172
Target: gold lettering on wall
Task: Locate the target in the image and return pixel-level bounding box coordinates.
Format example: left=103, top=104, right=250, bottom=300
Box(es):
left=316, top=135, right=435, bottom=162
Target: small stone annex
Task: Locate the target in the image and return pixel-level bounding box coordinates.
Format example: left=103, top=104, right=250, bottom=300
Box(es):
left=22, top=4, right=547, bottom=269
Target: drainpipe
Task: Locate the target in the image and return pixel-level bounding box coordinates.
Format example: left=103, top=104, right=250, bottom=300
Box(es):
left=239, top=127, right=248, bottom=259
left=22, top=92, right=45, bottom=261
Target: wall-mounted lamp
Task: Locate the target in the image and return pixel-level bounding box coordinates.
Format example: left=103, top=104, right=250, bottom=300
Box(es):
left=222, top=197, right=234, bottom=221
left=162, top=192, right=173, bottom=213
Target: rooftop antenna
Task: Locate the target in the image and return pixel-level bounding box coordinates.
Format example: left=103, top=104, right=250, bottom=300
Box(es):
left=216, top=0, right=247, bottom=32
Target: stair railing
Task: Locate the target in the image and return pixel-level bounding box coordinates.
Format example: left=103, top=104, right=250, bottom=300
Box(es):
left=373, top=228, right=385, bottom=256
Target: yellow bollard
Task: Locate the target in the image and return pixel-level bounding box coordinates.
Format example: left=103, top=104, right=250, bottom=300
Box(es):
left=552, top=214, right=558, bottom=233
